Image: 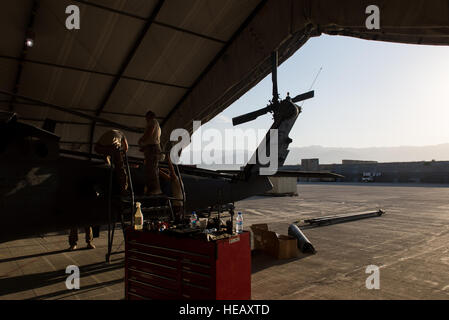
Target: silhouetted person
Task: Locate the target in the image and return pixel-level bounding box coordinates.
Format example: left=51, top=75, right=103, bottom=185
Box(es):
left=139, top=111, right=163, bottom=195
left=68, top=130, right=129, bottom=251
left=69, top=227, right=95, bottom=251
left=95, top=129, right=129, bottom=195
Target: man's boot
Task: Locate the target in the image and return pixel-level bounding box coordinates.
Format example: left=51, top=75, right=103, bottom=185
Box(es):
left=86, top=242, right=96, bottom=250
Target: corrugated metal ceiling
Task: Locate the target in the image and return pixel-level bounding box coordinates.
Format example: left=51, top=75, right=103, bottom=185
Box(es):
left=1, top=0, right=449, bottom=157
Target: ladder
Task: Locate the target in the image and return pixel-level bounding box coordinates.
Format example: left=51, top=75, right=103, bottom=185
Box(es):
left=105, top=152, right=185, bottom=263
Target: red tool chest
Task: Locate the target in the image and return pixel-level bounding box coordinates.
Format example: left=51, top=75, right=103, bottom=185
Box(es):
left=125, top=229, right=251, bottom=300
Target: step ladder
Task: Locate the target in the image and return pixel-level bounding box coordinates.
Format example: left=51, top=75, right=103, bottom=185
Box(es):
left=105, top=151, right=185, bottom=263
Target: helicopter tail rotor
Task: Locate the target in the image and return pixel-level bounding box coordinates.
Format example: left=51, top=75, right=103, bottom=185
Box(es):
left=232, top=50, right=315, bottom=127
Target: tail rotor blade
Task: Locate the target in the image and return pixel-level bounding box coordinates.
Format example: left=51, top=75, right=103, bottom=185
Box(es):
left=292, top=90, right=314, bottom=103
left=232, top=106, right=271, bottom=126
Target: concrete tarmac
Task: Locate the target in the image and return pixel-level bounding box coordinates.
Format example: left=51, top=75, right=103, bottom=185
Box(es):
left=1, top=183, right=448, bottom=300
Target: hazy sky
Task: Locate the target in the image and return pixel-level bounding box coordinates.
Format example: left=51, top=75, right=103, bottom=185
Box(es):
left=190, top=34, right=449, bottom=151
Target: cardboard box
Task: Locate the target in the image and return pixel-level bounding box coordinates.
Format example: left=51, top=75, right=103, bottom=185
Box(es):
left=251, top=223, right=268, bottom=251
left=251, top=224, right=299, bottom=259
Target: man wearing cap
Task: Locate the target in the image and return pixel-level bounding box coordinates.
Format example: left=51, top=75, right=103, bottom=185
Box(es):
left=68, top=129, right=129, bottom=251
left=95, top=129, right=129, bottom=194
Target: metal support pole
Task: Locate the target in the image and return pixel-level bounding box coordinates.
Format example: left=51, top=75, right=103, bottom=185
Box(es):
left=106, top=165, right=113, bottom=263
left=173, top=161, right=186, bottom=221
left=124, top=151, right=135, bottom=230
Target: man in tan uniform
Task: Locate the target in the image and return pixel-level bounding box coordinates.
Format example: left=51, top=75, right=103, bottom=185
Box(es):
left=95, top=129, right=129, bottom=194
left=68, top=129, right=129, bottom=251
left=138, top=111, right=162, bottom=195
left=69, top=227, right=95, bottom=251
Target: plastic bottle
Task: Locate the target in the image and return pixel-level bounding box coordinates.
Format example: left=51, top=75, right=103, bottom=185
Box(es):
left=236, top=212, right=243, bottom=234
left=190, top=211, right=198, bottom=228
left=203, top=228, right=217, bottom=234
left=134, top=202, right=144, bottom=230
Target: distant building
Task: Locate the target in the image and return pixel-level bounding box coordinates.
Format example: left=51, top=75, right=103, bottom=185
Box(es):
left=286, top=159, right=449, bottom=184
left=266, top=177, right=298, bottom=196
left=319, top=160, right=449, bottom=184
left=301, top=159, right=319, bottom=171
left=284, top=159, right=330, bottom=182
left=342, top=160, right=378, bottom=165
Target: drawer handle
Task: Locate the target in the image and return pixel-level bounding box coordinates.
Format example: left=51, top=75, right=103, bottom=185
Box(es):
left=182, top=294, right=190, bottom=299
left=183, top=278, right=190, bottom=283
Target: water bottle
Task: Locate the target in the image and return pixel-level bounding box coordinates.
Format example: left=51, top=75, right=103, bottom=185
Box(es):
left=134, top=202, right=144, bottom=230
left=190, top=211, right=198, bottom=228
left=203, top=228, right=217, bottom=234
left=236, top=212, right=243, bottom=234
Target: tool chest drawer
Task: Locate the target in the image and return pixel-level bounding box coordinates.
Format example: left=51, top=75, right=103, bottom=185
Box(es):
left=125, top=229, right=251, bottom=300
left=128, top=231, right=215, bottom=256
left=181, top=269, right=213, bottom=289
left=128, top=268, right=178, bottom=291
left=128, top=279, right=179, bottom=300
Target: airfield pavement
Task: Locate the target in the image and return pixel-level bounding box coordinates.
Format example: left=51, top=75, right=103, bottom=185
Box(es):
left=1, top=183, right=449, bottom=300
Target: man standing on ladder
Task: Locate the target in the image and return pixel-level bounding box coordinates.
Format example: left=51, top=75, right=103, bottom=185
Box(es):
left=139, top=111, right=163, bottom=195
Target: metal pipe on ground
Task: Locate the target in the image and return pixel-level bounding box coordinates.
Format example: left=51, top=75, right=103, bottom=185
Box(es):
left=288, top=224, right=316, bottom=254
left=304, top=209, right=385, bottom=227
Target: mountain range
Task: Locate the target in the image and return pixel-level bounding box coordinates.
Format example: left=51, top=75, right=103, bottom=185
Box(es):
left=186, top=143, right=449, bottom=170
left=285, top=143, right=449, bottom=165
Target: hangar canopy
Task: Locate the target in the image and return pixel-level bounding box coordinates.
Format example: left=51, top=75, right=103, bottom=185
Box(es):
left=1, top=0, right=448, bottom=157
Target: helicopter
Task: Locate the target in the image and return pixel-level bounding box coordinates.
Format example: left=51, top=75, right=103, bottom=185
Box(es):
left=0, top=51, right=342, bottom=243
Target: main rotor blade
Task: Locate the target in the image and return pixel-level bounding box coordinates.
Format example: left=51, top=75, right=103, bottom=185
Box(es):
left=292, top=90, right=315, bottom=103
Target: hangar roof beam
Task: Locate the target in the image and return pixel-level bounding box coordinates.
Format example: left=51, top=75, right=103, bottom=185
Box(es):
left=161, top=0, right=268, bottom=128
left=72, top=0, right=226, bottom=44
left=88, top=0, right=165, bottom=155
left=0, top=55, right=189, bottom=90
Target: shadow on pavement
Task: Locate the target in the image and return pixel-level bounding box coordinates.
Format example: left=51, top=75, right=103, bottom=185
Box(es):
left=0, top=260, right=124, bottom=297
left=251, top=250, right=312, bottom=274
